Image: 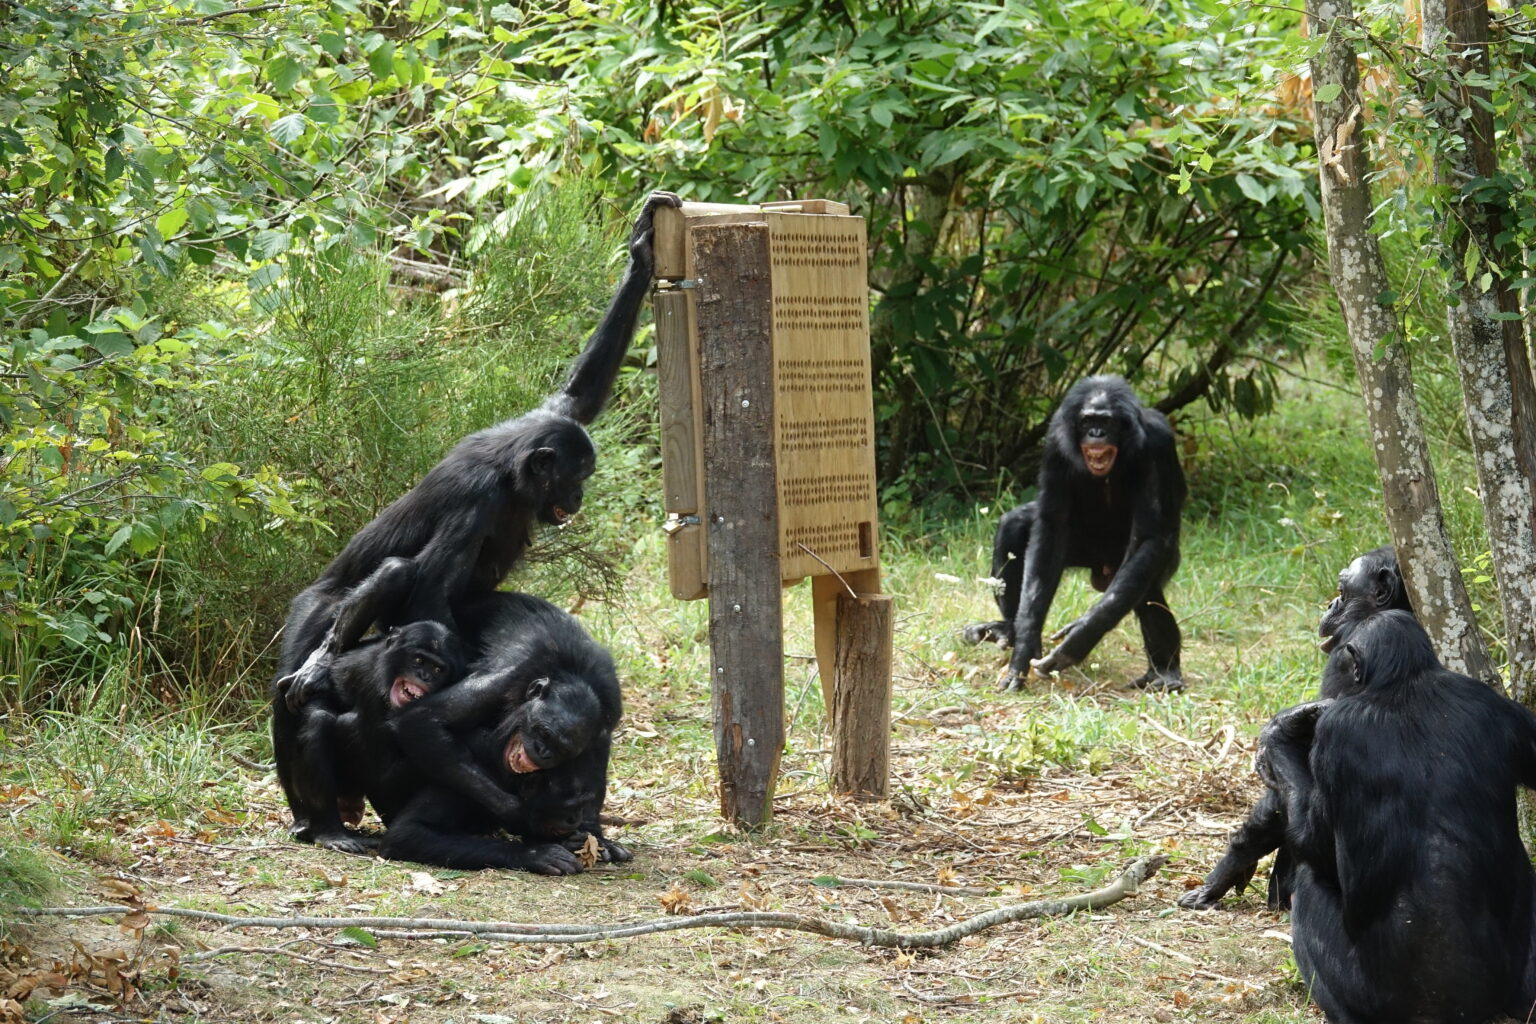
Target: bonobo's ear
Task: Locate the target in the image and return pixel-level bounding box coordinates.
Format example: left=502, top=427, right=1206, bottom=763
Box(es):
left=1371, top=567, right=1398, bottom=608
left=528, top=447, right=558, bottom=480
left=527, top=676, right=551, bottom=700
left=1344, top=641, right=1366, bottom=686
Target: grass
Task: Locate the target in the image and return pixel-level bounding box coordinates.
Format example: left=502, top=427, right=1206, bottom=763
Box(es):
left=0, top=365, right=1493, bottom=1022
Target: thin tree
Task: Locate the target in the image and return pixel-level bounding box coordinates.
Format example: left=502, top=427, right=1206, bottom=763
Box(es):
left=1419, top=0, right=1536, bottom=700
left=1303, top=0, right=1499, bottom=682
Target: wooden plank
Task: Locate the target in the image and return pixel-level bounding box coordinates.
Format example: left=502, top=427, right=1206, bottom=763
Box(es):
left=653, top=288, right=708, bottom=600
left=765, top=212, right=880, bottom=582
left=831, top=591, right=894, bottom=799
left=694, top=221, right=783, bottom=830
left=655, top=203, right=768, bottom=281
left=812, top=567, right=880, bottom=710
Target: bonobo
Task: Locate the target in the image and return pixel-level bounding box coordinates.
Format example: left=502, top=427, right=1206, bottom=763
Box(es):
left=272, top=189, right=682, bottom=710
left=1178, top=546, right=1411, bottom=910
left=1258, top=611, right=1536, bottom=1024
left=964, top=375, right=1186, bottom=691
left=272, top=620, right=465, bottom=851
left=371, top=592, right=628, bottom=874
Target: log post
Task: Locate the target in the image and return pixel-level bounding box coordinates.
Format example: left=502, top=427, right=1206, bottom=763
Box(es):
left=830, top=590, right=894, bottom=799
left=693, top=221, right=783, bottom=829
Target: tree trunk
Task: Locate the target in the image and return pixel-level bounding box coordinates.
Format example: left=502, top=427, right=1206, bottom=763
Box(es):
left=1304, top=0, right=1499, bottom=683
left=1421, top=0, right=1536, bottom=700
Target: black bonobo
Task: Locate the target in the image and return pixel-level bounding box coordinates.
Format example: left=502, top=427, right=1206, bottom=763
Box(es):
left=964, top=375, right=1186, bottom=691
left=270, top=191, right=679, bottom=843
left=371, top=592, right=628, bottom=874
left=1258, top=611, right=1536, bottom=1024
left=1179, top=546, right=1412, bottom=910
left=273, top=620, right=465, bottom=852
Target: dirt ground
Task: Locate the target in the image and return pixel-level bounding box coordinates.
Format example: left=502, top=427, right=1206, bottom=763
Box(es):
left=1, top=655, right=1319, bottom=1024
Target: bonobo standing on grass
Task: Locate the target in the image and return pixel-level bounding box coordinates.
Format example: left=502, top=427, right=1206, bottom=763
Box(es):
left=1179, top=546, right=1410, bottom=910
left=963, top=375, right=1186, bottom=692
left=1258, top=611, right=1536, bottom=1024
left=270, top=190, right=680, bottom=844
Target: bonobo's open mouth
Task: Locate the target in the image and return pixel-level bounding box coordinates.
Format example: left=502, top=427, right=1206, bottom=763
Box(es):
left=504, top=734, right=540, bottom=774
left=390, top=675, right=430, bottom=708
left=1081, top=442, right=1117, bottom=476
left=551, top=506, right=572, bottom=525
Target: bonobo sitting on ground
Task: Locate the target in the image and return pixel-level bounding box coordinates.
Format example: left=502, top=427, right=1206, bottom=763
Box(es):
left=270, top=192, right=681, bottom=829
left=369, top=592, right=628, bottom=874
left=1179, top=546, right=1410, bottom=910
left=273, top=619, right=465, bottom=853
left=1258, top=610, right=1536, bottom=1024
left=963, top=375, right=1186, bottom=691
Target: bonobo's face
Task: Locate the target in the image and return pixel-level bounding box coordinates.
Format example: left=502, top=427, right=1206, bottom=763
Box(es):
left=1078, top=391, right=1122, bottom=477
left=385, top=621, right=464, bottom=709
left=501, top=676, right=604, bottom=775
left=1318, top=554, right=1384, bottom=653
left=533, top=431, right=597, bottom=527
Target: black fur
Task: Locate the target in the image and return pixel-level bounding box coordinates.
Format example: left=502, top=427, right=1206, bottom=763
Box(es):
left=964, top=375, right=1186, bottom=691
left=270, top=192, right=678, bottom=841
left=372, top=592, right=628, bottom=874
left=1179, top=546, right=1411, bottom=910
left=274, top=620, right=464, bottom=852
left=1259, top=611, right=1536, bottom=1024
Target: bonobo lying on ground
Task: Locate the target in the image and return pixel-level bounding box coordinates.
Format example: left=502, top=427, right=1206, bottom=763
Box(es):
left=1259, top=610, right=1536, bottom=1024
left=1179, top=546, right=1410, bottom=910
left=963, top=375, right=1186, bottom=691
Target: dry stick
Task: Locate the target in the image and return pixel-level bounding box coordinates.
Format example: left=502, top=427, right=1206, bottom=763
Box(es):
left=187, top=945, right=390, bottom=974
left=819, top=876, right=997, bottom=897
left=21, top=857, right=1165, bottom=950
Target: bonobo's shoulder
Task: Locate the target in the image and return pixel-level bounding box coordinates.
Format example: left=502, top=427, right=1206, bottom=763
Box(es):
left=1139, top=407, right=1175, bottom=444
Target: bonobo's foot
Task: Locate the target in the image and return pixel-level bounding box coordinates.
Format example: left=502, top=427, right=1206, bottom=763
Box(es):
left=522, top=843, right=586, bottom=876
left=1130, top=668, right=1186, bottom=693
left=314, top=829, right=381, bottom=856
left=998, top=667, right=1027, bottom=692
left=962, top=620, right=1014, bottom=647
left=278, top=645, right=334, bottom=710
left=559, top=832, right=633, bottom=864
left=1030, top=647, right=1078, bottom=680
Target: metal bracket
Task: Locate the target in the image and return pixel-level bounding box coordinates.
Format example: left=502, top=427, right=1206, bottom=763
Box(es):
left=655, top=278, right=700, bottom=290
left=663, top=513, right=701, bottom=536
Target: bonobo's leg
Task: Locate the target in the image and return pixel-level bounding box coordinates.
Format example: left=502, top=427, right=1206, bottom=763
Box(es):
left=1178, top=789, right=1285, bottom=909
left=1129, top=587, right=1184, bottom=691
left=963, top=503, right=1034, bottom=646
left=279, top=557, right=419, bottom=710
left=1256, top=700, right=1332, bottom=827
left=379, top=789, right=585, bottom=875
left=285, top=704, right=378, bottom=854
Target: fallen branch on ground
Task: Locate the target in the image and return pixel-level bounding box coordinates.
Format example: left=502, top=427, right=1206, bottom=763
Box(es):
left=19, top=856, right=1165, bottom=949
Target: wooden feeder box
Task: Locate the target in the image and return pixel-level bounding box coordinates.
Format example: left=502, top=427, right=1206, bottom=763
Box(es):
left=651, top=199, right=894, bottom=828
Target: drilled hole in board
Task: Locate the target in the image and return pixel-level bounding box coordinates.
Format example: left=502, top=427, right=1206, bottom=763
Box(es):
left=858, top=521, right=873, bottom=559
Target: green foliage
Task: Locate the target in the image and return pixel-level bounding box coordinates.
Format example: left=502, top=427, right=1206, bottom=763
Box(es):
left=521, top=0, right=1320, bottom=491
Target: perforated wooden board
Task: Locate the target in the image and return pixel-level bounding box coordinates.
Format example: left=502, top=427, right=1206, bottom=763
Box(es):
left=765, top=211, right=879, bottom=582
left=651, top=200, right=879, bottom=598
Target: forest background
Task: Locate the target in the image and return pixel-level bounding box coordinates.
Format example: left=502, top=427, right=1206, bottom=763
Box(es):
left=1, top=0, right=1535, bottom=1020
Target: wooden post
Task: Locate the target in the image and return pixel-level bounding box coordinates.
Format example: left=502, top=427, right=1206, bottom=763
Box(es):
left=831, top=590, right=894, bottom=799
left=693, top=222, right=783, bottom=829
left=654, top=289, right=707, bottom=600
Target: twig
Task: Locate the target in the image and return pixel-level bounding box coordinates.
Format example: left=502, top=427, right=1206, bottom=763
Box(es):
left=171, top=3, right=287, bottom=24
left=1127, top=932, right=1198, bottom=965
left=816, top=876, right=997, bottom=897
left=229, top=751, right=274, bottom=773
left=187, top=945, right=390, bottom=973
left=1138, top=714, right=1208, bottom=756
left=21, top=857, right=1166, bottom=949
left=795, top=543, right=857, bottom=599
